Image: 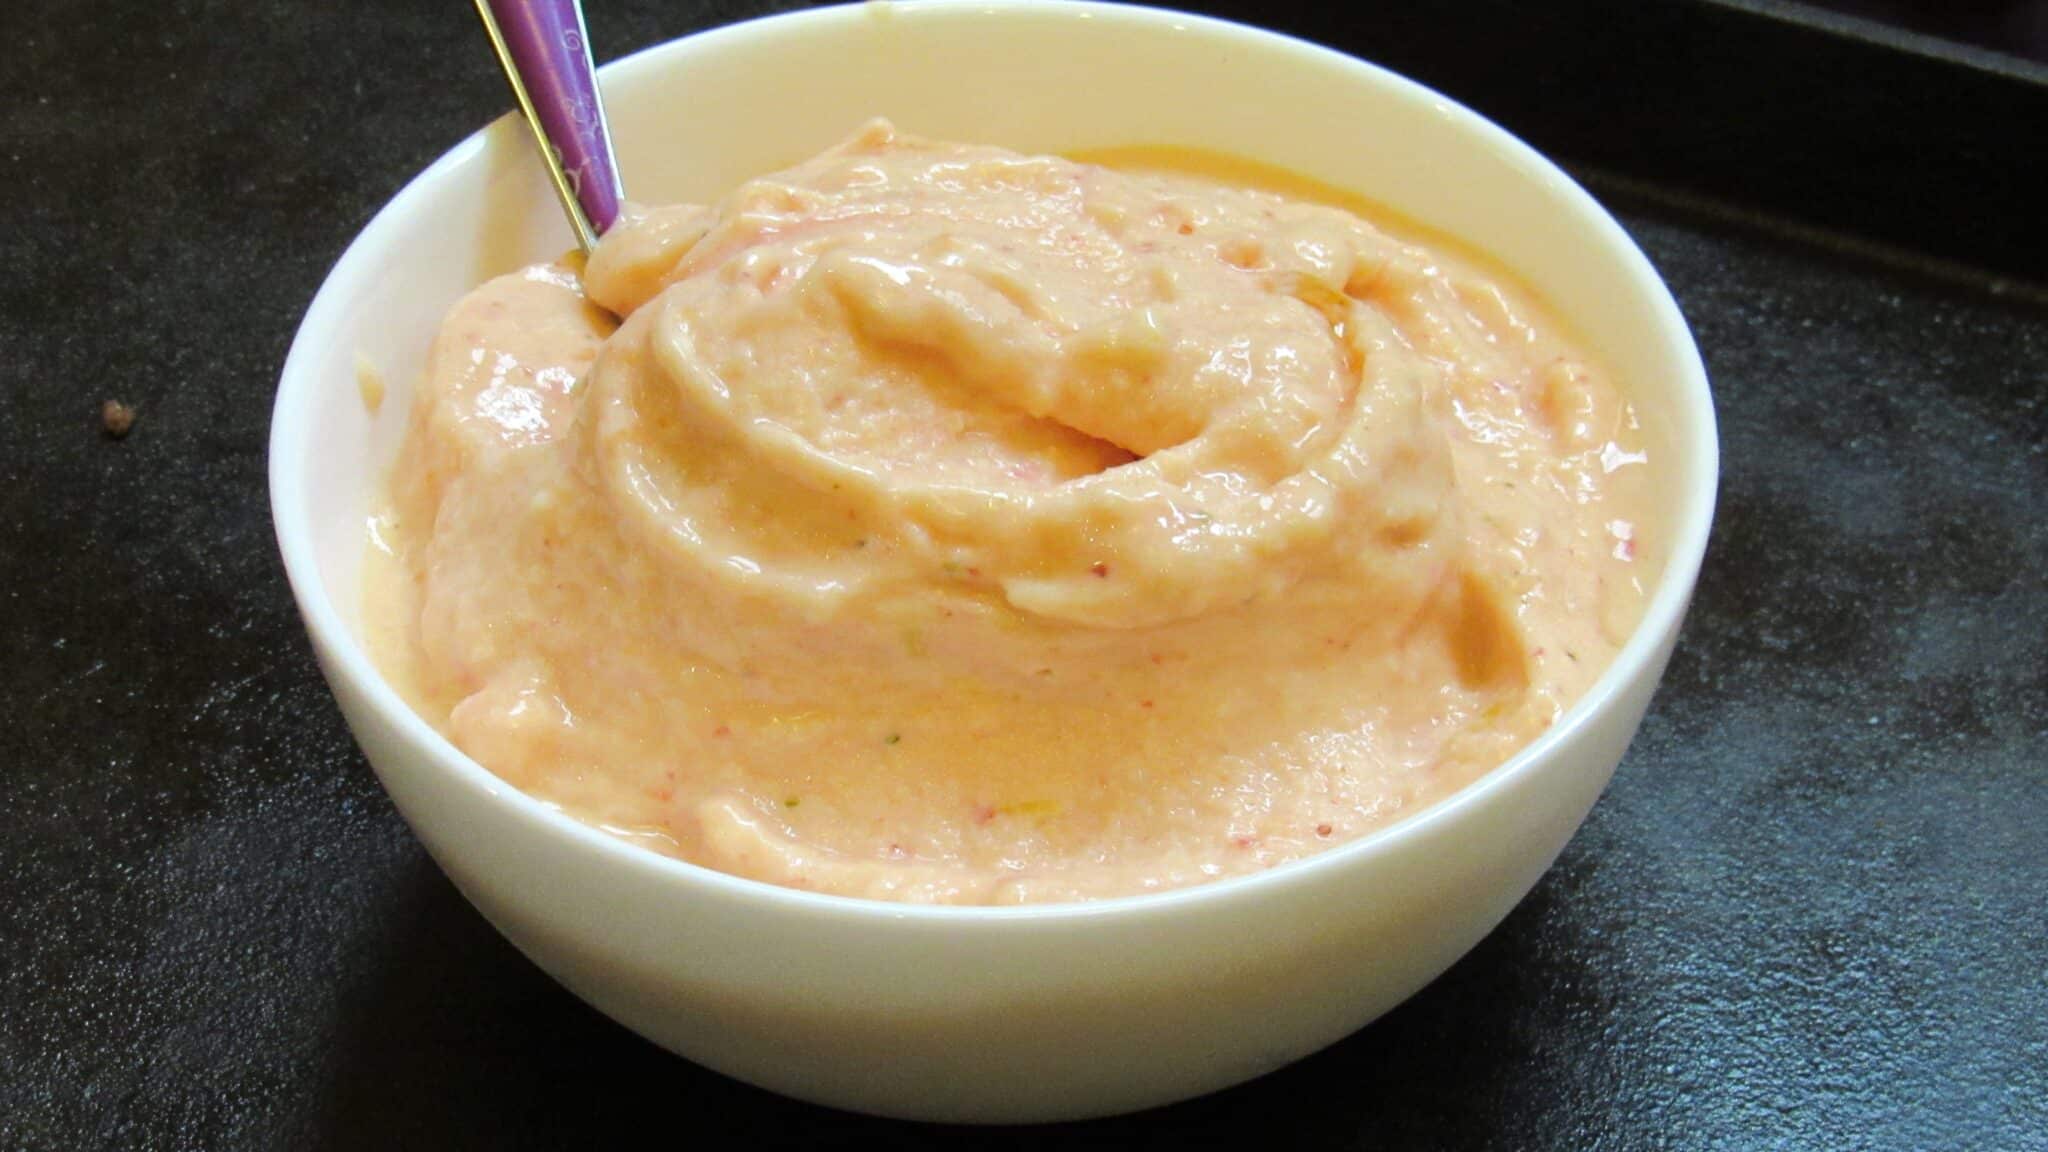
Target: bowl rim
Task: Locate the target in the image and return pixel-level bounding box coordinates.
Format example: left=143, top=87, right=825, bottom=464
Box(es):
left=269, top=0, right=1719, bottom=925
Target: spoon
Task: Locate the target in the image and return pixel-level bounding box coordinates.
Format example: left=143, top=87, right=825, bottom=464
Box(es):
left=472, top=0, right=625, bottom=253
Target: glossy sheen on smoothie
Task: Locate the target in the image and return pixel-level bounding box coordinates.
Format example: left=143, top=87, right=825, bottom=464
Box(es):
left=365, top=120, right=1655, bottom=903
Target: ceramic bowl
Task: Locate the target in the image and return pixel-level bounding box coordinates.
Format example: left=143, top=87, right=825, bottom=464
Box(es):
left=271, top=0, right=1716, bottom=1122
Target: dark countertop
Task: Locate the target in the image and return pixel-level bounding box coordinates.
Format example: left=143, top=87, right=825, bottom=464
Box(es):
left=2, top=1, right=2043, bottom=1148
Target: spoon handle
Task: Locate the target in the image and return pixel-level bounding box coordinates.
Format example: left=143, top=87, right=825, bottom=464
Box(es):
left=473, top=0, right=624, bottom=251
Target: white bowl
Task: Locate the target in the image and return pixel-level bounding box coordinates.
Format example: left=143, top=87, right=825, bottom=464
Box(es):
left=271, top=0, right=1715, bottom=1123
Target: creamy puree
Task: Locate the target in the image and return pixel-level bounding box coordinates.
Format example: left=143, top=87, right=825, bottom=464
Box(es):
left=365, top=120, right=1655, bottom=904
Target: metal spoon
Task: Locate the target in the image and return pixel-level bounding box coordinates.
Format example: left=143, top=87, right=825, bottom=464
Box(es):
left=472, top=0, right=625, bottom=253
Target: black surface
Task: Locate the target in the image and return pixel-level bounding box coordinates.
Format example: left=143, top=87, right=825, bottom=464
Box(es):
left=1811, top=0, right=2048, bottom=64
left=1206, top=0, right=2048, bottom=285
left=2, top=1, right=2044, bottom=1148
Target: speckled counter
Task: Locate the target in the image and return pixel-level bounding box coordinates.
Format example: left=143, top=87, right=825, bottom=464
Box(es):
left=2, top=1, right=2042, bottom=1147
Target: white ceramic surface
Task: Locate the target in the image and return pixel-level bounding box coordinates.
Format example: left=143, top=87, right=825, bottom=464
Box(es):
left=271, top=0, right=1716, bottom=1123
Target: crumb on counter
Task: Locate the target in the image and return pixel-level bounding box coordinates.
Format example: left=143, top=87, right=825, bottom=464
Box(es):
left=101, top=400, right=136, bottom=439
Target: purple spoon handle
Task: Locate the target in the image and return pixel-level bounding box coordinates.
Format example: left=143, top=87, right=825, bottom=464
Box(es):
left=473, top=0, right=624, bottom=250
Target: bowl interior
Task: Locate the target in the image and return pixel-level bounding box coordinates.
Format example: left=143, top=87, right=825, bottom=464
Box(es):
left=272, top=0, right=1715, bottom=911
